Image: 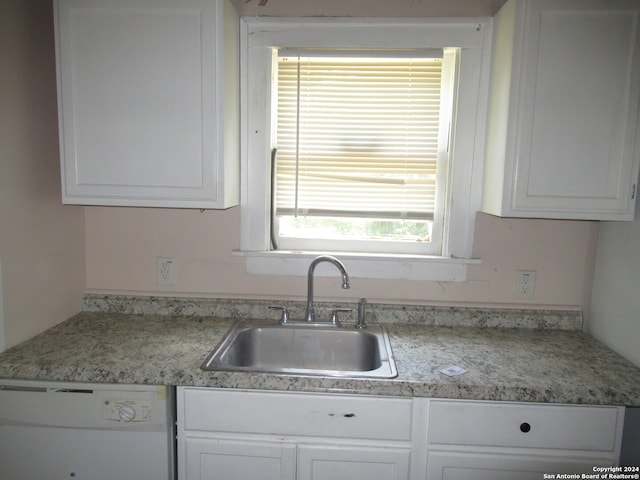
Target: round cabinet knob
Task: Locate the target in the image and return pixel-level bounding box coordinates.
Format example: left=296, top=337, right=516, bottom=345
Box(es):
left=520, top=422, right=531, bottom=433
left=118, top=405, right=136, bottom=422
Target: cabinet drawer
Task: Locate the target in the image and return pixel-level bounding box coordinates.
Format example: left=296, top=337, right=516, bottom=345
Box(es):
left=181, top=388, right=413, bottom=441
left=428, top=400, right=622, bottom=452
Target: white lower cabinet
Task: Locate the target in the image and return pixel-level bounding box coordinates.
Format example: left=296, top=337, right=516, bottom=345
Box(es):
left=184, top=437, right=296, bottom=480
left=183, top=439, right=410, bottom=480
left=177, top=389, right=625, bottom=480
left=297, top=445, right=411, bottom=480
left=426, top=452, right=605, bottom=480
left=177, top=388, right=417, bottom=480
left=426, top=400, right=625, bottom=480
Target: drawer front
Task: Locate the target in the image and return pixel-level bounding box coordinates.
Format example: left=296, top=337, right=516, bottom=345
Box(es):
left=181, top=388, right=413, bottom=441
left=428, top=400, right=622, bottom=452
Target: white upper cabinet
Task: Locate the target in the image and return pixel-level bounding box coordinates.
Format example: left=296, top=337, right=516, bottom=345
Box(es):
left=482, top=0, right=640, bottom=220
left=54, top=0, right=239, bottom=208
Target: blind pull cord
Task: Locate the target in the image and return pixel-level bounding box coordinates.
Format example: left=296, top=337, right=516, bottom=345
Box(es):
left=270, top=147, right=279, bottom=250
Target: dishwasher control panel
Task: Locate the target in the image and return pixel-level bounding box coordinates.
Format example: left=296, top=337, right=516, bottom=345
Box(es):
left=103, top=399, right=153, bottom=423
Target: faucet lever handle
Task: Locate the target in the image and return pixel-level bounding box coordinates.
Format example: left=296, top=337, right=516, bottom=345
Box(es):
left=356, top=298, right=367, bottom=329
left=268, top=305, right=290, bottom=324
left=330, top=308, right=351, bottom=327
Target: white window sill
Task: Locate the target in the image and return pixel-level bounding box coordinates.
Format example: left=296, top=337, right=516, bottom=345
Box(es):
left=233, top=250, right=480, bottom=282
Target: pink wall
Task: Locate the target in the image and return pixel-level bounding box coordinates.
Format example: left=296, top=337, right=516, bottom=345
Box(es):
left=85, top=207, right=597, bottom=312
left=0, top=0, right=86, bottom=350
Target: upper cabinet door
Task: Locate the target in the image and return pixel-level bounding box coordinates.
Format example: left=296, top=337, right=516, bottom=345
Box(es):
left=483, top=0, right=640, bottom=220
left=54, top=0, right=239, bottom=208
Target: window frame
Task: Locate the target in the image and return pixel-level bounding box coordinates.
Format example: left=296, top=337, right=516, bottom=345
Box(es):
left=238, top=17, right=492, bottom=281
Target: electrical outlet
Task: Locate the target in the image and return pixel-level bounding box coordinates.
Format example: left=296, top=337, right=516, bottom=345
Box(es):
left=514, top=270, right=536, bottom=300
left=156, top=257, right=175, bottom=285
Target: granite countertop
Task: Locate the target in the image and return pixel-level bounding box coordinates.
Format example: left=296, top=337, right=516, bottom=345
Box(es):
left=1, top=305, right=639, bottom=406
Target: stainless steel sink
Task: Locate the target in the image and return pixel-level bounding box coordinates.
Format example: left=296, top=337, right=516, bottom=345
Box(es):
left=201, top=320, right=398, bottom=378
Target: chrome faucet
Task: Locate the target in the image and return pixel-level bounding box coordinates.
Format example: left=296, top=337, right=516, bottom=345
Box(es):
left=305, top=255, right=350, bottom=323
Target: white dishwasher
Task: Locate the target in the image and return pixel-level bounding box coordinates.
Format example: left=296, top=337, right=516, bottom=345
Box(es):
left=0, top=379, right=175, bottom=480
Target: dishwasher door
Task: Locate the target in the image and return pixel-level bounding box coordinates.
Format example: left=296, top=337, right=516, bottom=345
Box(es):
left=0, top=380, right=175, bottom=480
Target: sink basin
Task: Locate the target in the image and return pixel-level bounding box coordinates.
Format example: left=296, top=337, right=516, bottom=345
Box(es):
left=201, top=320, right=398, bottom=378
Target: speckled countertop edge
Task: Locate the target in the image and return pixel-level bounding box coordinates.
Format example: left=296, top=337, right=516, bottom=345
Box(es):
left=1, top=309, right=638, bottom=406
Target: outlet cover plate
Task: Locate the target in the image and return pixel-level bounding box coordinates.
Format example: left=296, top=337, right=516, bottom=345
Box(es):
left=514, top=270, right=536, bottom=300
left=157, top=257, right=175, bottom=285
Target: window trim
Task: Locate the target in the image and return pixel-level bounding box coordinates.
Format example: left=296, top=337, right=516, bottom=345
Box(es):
left=238, top=17, right=491, bottom=281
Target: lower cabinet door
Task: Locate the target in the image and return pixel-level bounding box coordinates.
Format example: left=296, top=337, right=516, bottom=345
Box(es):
left=183, top=438, right=297, bottom=480
left=426, top=451, right=613, bottom=480
left=297, top=444, right=411, bottom=480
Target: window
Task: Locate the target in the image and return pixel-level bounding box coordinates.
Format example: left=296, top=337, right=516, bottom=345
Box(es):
left=239, top=18, right=490, bottom=281
left=273, top=52, right=453, bottom=255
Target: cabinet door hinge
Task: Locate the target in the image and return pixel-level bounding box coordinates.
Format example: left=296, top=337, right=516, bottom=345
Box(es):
left=633, top=184, right=637, bottom=200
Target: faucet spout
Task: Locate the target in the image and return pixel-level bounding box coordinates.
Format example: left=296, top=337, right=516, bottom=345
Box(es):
left=305, top=255, right=350, bottom=323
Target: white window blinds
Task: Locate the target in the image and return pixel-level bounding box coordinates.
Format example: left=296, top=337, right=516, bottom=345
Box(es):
left=275, top=53, right=444, bottom=221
